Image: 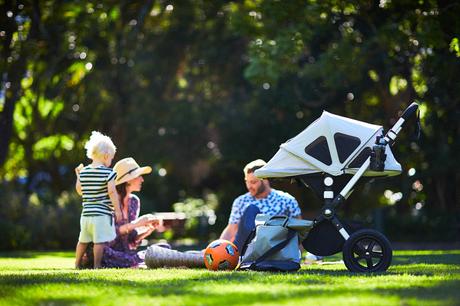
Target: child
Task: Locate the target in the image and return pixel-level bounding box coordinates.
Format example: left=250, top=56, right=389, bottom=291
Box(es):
left=74, top=131, right=122, bottom=269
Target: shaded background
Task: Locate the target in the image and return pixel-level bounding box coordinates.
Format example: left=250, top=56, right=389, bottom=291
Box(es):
left=0, top=0, right=459, bottom=250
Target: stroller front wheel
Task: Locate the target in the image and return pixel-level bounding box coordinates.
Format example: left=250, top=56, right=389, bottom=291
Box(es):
left=342, top=229, right=392, bottom=273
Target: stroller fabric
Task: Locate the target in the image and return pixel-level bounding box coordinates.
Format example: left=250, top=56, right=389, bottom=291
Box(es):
left=239, top=214, right=312, bottom=272
left=255, top=111, right=402, bottom=178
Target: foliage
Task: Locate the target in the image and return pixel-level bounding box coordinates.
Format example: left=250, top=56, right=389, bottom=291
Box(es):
left=172, top=193, right=218, bottom=240
left=0, top=1, right=459, bottom=249
left=0, top=250, right=459, bottom=305
left=384, top=210, right=460, bottom=242
left=0, top=183, right=81, bottom=250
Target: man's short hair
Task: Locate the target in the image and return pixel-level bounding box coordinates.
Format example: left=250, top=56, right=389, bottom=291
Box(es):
left=243, top=159, right=267, bottom=177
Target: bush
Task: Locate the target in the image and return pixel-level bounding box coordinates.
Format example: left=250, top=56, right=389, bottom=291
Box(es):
left=384, top=209, right=460, bottom=242
left=172, top=193, right=218, bottom=241
left=0, top=183, right=81, bottom=251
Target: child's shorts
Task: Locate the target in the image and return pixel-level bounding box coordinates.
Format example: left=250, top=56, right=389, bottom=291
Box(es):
left=79, top=215, right=116, bottom=243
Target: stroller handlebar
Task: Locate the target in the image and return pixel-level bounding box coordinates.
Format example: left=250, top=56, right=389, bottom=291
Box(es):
left=381, top=102, right=420, bottom=146
left=401, top=102, right=419, bottom=120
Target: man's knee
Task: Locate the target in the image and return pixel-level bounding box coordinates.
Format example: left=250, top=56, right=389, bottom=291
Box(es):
left=240, top=205, right=260, bottom=222
left=234, top=205, right=260, bottom=252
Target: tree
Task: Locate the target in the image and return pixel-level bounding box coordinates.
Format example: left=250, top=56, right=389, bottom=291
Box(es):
left=1, top=0, right=459, bottom=249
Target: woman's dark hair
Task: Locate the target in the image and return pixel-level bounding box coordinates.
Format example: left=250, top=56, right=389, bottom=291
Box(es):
left=116, top=182, right=128, bottom=203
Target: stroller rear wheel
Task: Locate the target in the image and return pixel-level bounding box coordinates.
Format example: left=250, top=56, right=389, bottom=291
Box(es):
left=342, top=229, right=392, bottom=272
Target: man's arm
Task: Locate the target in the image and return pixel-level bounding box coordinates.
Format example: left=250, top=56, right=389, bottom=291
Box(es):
left=220, top=223, right=238, bottom=242
left=220, top=195, right=242, bottom=242
left=287, top=194, right=302, bottom=220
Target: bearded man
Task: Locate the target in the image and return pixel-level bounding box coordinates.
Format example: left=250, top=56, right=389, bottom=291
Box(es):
left=220, top=159, right=302, bottom=250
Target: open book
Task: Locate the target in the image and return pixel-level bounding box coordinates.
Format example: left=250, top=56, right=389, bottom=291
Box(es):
left=131, top=212, right=187, bottom=235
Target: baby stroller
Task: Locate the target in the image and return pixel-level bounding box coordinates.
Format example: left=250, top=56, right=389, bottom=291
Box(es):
left=254, top=103, right=420, bottom=272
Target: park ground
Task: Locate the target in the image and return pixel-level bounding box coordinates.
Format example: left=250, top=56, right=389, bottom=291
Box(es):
left=0, top=250, right=459, bottom=306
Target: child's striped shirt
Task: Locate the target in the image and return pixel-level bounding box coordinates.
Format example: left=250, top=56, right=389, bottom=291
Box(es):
left=79, top=165, right=117, bottom=217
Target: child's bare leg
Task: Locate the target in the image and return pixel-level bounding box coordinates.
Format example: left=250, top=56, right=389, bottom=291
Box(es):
left=75, top=242, right=88, bottom=269
left=93, top=243, right=105, bottom=268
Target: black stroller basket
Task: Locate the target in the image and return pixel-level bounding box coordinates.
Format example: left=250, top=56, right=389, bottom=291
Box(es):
left=255, top=103, right=420, bottom=272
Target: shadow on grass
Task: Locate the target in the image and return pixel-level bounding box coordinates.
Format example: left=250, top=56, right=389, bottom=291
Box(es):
left=392, top=252, right=460, bottom=265
left=298, top=267, right=423, bottom=277
left=1, top=251, right=459, bottom=304
left=0, top=251, right=74, bottom=259
left=299, top=251, right=460, bottom=275
left=0, top=270, right=459, bottom=305
left=34, top=297, right=89, bottom=306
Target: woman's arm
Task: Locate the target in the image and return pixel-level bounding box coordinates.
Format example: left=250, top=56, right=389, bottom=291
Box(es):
left=117, top=196, right=158, bottom=246
left=134, top=224, right=156, bottom=243
left=117, top=215, right=152, bottom=235
left=118, top=222, right=134, bottom=235
left=108, top=180, right=122, bottom=222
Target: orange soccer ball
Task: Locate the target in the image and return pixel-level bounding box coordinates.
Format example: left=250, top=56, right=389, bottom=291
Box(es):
left=204, top=239, right=239, bottom=271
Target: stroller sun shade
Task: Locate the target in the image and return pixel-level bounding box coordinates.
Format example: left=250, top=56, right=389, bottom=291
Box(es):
left=255, top=111, right=402, bottom=178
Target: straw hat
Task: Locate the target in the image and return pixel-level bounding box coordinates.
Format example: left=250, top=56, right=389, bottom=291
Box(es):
left=114, top=157, right=152, bottom=185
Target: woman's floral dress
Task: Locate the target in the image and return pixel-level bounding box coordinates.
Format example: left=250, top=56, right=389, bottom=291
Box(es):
left=101, top=194, right=145, bottom=268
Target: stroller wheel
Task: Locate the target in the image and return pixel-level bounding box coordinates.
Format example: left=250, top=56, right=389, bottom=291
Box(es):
left=342, top=229, right=392, bottom=273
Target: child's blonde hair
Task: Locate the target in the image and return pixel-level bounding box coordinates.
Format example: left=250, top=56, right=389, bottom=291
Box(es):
left=84, top=131, right=116, bottom=160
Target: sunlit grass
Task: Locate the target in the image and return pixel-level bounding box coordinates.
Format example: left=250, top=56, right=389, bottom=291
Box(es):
left=0, top=250, right=459, bottom=305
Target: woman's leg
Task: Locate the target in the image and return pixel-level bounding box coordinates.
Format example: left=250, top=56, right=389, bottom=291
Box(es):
left=102, top=246, right=143, bottom=268
left=144, top=245, right=204, bottom=268
left=75, top=242, right=88, bottom=269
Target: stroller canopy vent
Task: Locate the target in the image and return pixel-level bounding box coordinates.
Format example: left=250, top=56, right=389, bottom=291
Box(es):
left=255, top=111, right=402, bottom=178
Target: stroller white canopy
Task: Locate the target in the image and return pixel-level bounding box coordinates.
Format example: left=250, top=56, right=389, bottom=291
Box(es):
left=255, top=111, right=402, bottom=178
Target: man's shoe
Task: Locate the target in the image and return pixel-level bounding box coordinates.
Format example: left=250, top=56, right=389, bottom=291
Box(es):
left=304, top=252, right=324, bottom=264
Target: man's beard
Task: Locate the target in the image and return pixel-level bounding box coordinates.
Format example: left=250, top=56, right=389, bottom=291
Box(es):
left=254, top=181, right=266, bottom=197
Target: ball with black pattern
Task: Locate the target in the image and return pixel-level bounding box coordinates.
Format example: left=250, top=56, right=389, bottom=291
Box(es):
left=203, top=239, right=239, bottom=271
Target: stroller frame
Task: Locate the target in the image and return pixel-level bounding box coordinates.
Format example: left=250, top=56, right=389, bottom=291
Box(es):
left=257, top=103, right=420, bottom=272
left=311, top=103, right=419, bottom=233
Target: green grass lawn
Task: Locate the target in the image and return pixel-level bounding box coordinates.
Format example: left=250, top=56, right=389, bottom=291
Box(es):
left=0, top=250, right=459, bottom=306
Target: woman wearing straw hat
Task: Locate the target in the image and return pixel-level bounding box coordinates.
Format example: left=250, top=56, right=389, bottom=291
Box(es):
left=99, top=157, right=161, bottom=268
left=98, top=157, right=204, bottom=268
